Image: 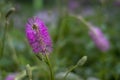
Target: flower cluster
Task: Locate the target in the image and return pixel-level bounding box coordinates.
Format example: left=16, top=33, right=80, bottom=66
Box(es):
left=26, top=17, right=52, bottom=54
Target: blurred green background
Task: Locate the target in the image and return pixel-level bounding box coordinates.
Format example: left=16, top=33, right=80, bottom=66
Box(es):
left=0, top=0, right=120, bottom=80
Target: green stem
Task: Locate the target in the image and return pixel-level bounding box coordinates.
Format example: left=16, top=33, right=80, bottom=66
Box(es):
left=0, top=19, right=8, bottom=57
left=0, top=7, right=15, bottom=58
left=71, top=14, right=100, bottom=37
left=26, top=64, right=32, bottom=80
left=101, top=53, right=106, bottom=80
left=7, top=34, right=19, bottom=65
left=63, top=65, right=78, bottom=80
left=71, top=14, right=92, bottom=29
left=15, top=66, right=37, bottom=80
left=45, top=54, right=54, bottom=80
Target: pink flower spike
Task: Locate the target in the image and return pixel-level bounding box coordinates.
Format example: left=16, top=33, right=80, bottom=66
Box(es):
left=26, top=17, right=52, bottom=54
left=89, top=26, right=110, bottom=52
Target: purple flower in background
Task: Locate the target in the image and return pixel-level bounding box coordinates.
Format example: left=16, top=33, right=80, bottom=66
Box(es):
left=89, top=26, right=110, bottom=52
left=5, top=73, right=16, bottom=80
left=68, top=0, right=79, bottom=12
left=26, top=17, right=52, bottom=54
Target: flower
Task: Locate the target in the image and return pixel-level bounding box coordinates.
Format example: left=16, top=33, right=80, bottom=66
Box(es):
left=5, top=73, right=16, bottom=80
left=26, top=17, right=52, bottom=54
left=68, top=0, right=79, bottom=12
left=89, top=26, right=110, bottom=52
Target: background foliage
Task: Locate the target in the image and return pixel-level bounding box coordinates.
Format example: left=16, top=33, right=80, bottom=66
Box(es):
left=0, top=0, right=120, bottom=80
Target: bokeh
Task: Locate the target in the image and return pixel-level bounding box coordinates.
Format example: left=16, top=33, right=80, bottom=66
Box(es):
left=0, top=0, right=120, bottom=80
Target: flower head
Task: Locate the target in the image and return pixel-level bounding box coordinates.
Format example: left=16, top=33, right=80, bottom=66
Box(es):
left=89, top=26, right=110, bottom=52
left=26, top=17, right=52, bottom=54
left=5, top=73, right=16, bottom=80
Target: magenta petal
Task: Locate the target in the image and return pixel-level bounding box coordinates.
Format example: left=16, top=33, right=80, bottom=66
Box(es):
left=26, top=16, right=52, bottom=54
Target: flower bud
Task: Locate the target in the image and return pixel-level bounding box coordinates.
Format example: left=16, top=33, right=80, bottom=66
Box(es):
left=77, top=56, right=87, bottom=66
left=5, top=7, right=15, bottom=19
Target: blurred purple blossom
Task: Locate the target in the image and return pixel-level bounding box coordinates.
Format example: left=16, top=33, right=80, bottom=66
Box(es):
left=114, top=0, right=120, bottom=6
left=26, top=17, right=52, bottom=54
left=5, top=73, right=16, bottom=80
left=89, top=26, right=110, bottom=52
left=68, top=0, right=79, bottom=12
